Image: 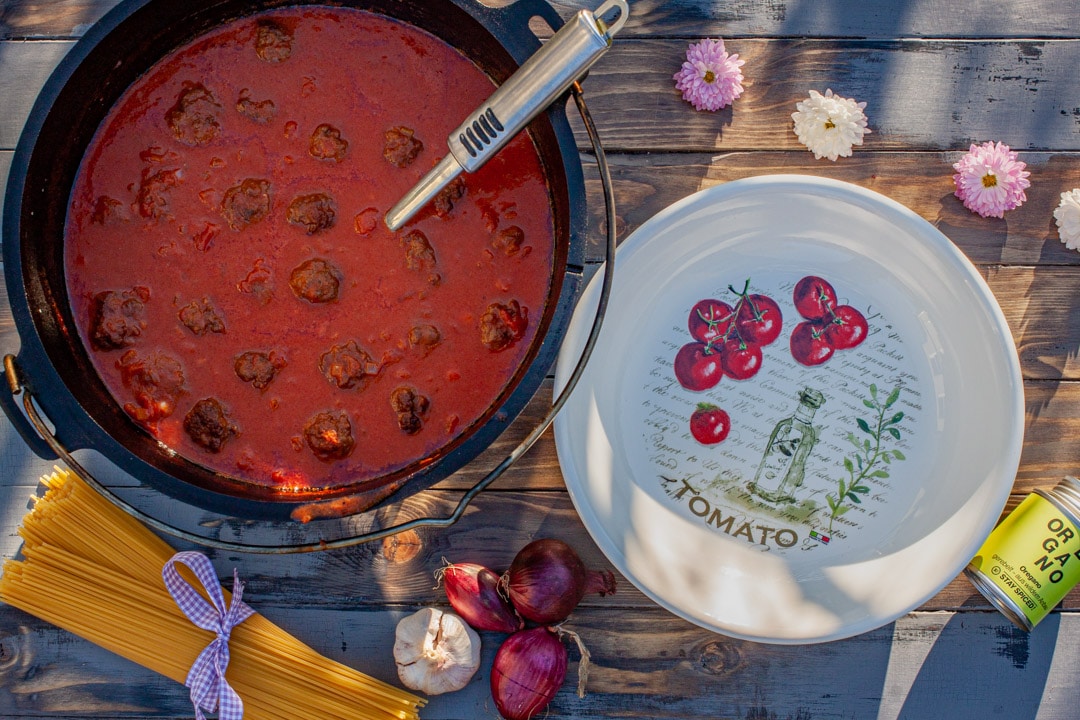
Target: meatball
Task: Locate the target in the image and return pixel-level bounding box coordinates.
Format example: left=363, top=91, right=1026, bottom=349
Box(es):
left=117, top=349, right=185, bottom=423
left=319, top=340, right=379, bottom=390
left=433, top=176, right=465, bottom=218
left=165, top=82, right=221, bottom=146
left=90, top=287, right=149, bottom=350
left=309, top=124, right=348, bottom=162
left=304, top=410, right=355, bottom=461
left=289, top=258, right=341, bottom=303
left=401, top=230, right=440, bottom=285
left=234, top=351, right=286, bottom=389
left=287, top=192, right=336, bottom=234
left=255, top=21, right=293, bottom=63
left=492, top=225, right=525, bottom=256
left=236, top=90, right=276, bottom=123
left=408, top=324, right=441, bottom=355
left=480, top=300, right=529, bottom=352
left=383, top=126, right=422, bottom=167
left=178, top=298, right=226, bottom=336
left=135, top=168, right=180, bottom=219
left=390, top=386, right=430, bottom=435
left=183, top=397, right=238, bottom=453
left=221, top=178, right=271, bottom=230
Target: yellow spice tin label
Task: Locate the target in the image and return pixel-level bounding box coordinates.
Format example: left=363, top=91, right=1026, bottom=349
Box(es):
left=969, top=493, right=1080, bottom=627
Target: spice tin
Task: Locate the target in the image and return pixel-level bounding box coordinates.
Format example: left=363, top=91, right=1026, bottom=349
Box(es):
left=965, top=476, right=1080, bottom=631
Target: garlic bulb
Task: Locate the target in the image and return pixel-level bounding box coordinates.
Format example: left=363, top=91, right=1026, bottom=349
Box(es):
left=394, top=607, right=481, bottom=695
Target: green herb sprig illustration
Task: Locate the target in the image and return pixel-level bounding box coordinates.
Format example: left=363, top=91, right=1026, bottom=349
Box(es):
left=826, top=384, right=906, bottom=533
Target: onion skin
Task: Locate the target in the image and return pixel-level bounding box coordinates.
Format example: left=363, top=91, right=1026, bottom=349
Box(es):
left=491, top=627, right=567, bottom=720
left=503, top=538, right=617, bottom=624
left=440, top=562, right=523, bottom=633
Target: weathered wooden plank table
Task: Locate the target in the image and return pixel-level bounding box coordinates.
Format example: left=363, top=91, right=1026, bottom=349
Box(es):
left=2, top=0, right=1080, bottom=718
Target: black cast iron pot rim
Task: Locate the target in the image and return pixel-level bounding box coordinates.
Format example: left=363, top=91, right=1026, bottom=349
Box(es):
left=2, top=0, right=588, bottom=522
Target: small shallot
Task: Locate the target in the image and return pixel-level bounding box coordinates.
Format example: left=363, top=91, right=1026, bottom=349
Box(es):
left=490, top=627, right=567, bottom=720
left=502, top=538, right=617, bottom=624
left=437, top=562, right=523, bottom=633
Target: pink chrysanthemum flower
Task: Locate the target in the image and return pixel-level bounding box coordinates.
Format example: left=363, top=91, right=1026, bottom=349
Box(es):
left=951, top=141, right=1031, bottom=218
left=673, top=38, right=745, bottom=112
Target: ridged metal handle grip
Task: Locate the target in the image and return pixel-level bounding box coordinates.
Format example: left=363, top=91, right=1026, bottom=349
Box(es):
left=449, top=0, right=626, bottom=172
left=385, top=0, right=627, bottom=230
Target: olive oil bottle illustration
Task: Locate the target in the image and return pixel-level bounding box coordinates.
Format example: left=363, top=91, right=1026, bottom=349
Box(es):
left=749, top=388, right=825, bottom=503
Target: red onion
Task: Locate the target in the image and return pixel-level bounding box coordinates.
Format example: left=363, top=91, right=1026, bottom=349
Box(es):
left=501, top=538, right=616, bottom=624
left=490, top=627, right=567, bottom=720
left=437, top=562, right=523, bottom=633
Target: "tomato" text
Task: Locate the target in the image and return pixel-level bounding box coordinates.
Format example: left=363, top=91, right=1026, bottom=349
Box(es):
left=670, top=478, right=798, bottom=550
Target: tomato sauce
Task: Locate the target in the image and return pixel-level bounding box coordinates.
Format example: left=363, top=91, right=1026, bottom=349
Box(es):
left=64, top=7, right=555, bottom=491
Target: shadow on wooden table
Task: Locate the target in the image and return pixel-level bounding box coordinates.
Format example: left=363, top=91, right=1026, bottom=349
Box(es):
left=890, top=612, right=1058, bottom=719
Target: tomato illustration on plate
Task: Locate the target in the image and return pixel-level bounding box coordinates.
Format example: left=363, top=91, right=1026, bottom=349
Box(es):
left=824, top=304, right=869, bottom=350
left=790, top=320, right=835, bottom=366
left=688, top=299, right=734, bottom=344
left=673, top=342, right=723, bottom=391
left=674, top=279, right=785, bottom=447
left=690, top=403, right=731, bottom=445
left=792, top=275, right=838, bottom=321
left=789, top=275, right=868, bottom=366
left=675, top=280, right=783, bottom=389
left=672, top=275, right=870, bottom=447
left=719, top=337, right=762, bottom=380
left=735, top=293, right=783, bottom=345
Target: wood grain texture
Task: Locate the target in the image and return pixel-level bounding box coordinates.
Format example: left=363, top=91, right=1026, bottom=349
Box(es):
left=3, top=605, right=1080, bottom=719
left=4, top=467, right=1080, bottom=615
left=3, top=39, right=1080, bottom=152
left=0, top=0, right=120, bottom=39
left=0, top=41, right=72, bottom=148
left=569, top=38, right=1080, bottom=152
left=5, top=0, right=1080, bottom=40
left=548, top=0, right=1080, bottom=40
left=0, top=152, right=10, bottom=232
left=579, top=151, right=1080, bottom=265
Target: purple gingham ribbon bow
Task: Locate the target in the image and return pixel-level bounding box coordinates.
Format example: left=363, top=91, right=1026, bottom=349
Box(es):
left=163, top=551, right=255, bottom=720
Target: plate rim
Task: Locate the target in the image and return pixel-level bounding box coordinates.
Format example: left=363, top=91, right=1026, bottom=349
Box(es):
left=553, top=174, right=1024, bottom=643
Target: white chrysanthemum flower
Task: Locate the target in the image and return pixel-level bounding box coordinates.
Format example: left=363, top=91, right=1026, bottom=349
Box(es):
left=791, top=89, right=871, bottom=161
left=1056, top=189, right=1080, bottom=250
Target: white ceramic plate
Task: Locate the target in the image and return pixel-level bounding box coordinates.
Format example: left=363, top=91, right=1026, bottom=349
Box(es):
left=553, top=175, right=1024, bottom=644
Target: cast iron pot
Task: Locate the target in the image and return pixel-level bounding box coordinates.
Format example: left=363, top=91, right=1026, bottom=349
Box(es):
left=1, top=0, right=587, bottom=523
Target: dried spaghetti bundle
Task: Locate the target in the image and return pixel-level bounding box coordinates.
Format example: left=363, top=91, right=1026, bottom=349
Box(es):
left=0, top=469, right=424, bottom=720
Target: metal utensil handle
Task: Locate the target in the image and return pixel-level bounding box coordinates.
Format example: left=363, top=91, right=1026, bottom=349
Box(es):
left=384, top=0, right=627, bottom=231
left=449, top=0, right=627, bottom=172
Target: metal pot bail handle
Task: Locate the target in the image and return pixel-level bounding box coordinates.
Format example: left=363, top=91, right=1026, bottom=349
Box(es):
left=210, top=84, right=619, bottom=552
left=360, top=84, right=619, bottom=545
left=1, top=355, right=60, bottom=460
left=297, top=85, right=618, bottom=550
left=10, top=81, right=618, bottom=554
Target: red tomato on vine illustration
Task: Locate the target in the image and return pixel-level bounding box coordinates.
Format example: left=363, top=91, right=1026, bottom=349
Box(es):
left=673, top=342, right=723, bottom=391
left=790, top=275, right=868, bottom=366
left=676, top=280, right=783, bottom=388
